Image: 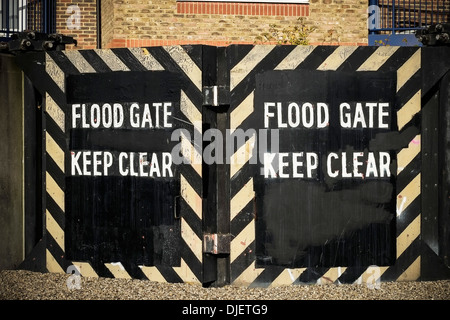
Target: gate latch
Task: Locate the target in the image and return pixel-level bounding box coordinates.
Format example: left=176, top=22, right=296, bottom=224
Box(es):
left=203, top=233, right=232, bottom=254
left=203, top=86, right=230, bottom=107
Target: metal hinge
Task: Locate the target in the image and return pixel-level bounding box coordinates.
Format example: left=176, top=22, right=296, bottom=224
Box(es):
left=203, top=233, right=232, bottom=254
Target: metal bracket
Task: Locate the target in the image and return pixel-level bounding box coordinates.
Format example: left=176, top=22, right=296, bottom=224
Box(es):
left=0, top=32, right=77, bottom=54
left=203, top=85, right=230, bottom=107
left=174, top=195, right=181, bottom=219
left=203, top=233, right=232, bottom=254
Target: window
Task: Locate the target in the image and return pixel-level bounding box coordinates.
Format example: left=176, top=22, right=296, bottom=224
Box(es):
left=0, top=0, right=27, bottom=38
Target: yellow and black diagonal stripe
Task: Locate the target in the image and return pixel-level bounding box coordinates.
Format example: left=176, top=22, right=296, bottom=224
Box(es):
left=44, top=47, right=203, bottom=283
left=227, top=45, right=424, bottom=286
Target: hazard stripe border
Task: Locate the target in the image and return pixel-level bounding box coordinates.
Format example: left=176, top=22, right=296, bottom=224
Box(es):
left=228, top=45, right=424, bottom=287
left=43, top=46, right=204, bottom=283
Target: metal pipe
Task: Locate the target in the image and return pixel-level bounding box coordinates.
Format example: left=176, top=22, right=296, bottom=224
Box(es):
left=19, top=0, right=22, bottom=32
left=431, top=0, right=434, bottom=26
left=97, top=0, right=101, bottom=49
left=392, top=0, right=396, bottom=33
left=6, top=0, right=10, bottom=36
left=52, top=0, right=56, bottom=33
left=413, top=0, right=416, bottom=28
left=13, top=0, right=16, bottom=32
left=34, top=0, right=37, bottom=31
left=418, top=0, right=422, bottom=27
left=43, top=0, right=46, bottom=33
left=403, top=0, right=405, bottom=30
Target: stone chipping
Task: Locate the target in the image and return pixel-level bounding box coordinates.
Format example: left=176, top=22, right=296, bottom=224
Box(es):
left=0, top=270, right=449, bottom=300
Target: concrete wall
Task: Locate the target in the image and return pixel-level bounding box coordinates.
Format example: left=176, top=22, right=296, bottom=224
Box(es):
left=0, top=54, right=24, bottom=270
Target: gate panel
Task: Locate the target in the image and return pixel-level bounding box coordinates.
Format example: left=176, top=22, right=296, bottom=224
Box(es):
left=227, top=45, right=424, bottom=286
left=42, top=46, right=204, bottom=283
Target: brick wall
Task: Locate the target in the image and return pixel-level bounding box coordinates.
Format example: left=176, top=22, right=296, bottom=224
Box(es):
left=308, top=0, right=368, bottom=45
left=54, top=0, right=368, bottom=48
left=55, top=0, right=98, bottom=49
left=104, top=0, right=368, bottom=48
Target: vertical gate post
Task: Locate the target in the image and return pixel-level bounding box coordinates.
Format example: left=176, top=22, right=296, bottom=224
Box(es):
left=202, top=46, right=231, bottom=287
left=13, top=52, right=49, bottom=273
left=23, top=75, right=44, bottom=265
left=439, top=70, right=450, bottom=269
left=420, top=47, right=450, bottom=279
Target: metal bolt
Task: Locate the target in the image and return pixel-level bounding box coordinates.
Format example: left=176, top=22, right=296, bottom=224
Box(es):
left=419, top=35, right=430, bottom=44
left=43, top=41, right=54, bottom=50
left=436, top=33, right=449, bottom=42
left=49, top=33, right=62, bottom=42
left=21, top=39, right=32, bottom=50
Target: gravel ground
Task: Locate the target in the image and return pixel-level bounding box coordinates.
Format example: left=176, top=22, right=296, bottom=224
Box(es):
left=0, top=270, right=449, bottom=300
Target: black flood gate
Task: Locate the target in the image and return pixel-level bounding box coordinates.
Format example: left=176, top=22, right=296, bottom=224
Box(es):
left=253, top=70, right=397, bottom=267
left=17, top=46, right=206, bottom=283
left=15, top=45, right=450, bottom=287
left=66, top=71, right=185, bottom=277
